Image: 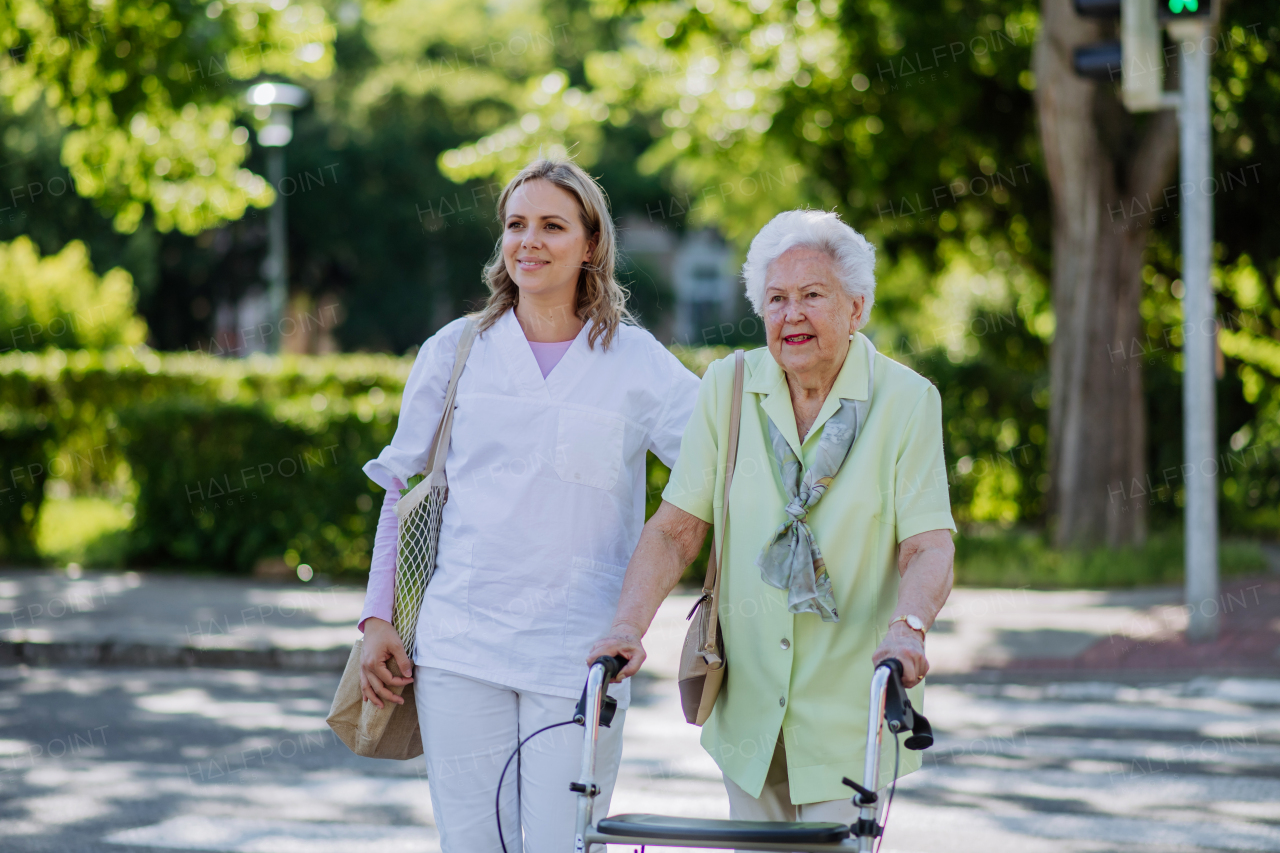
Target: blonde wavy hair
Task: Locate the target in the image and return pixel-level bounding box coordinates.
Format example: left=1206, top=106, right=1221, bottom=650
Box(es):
left=475, top=158, right=632, bottom=349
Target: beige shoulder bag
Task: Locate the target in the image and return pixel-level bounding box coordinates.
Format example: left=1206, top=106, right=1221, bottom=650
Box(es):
left=678, top=349, right=745, bottom=726
left=327, top=318, right=479, bottom=759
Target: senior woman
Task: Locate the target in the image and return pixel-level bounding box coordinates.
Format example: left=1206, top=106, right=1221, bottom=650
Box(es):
left=590, top=209, right=955, bottom=824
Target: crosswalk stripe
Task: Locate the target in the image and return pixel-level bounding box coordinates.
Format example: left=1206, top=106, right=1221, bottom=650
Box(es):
left=96, top=680, right=1279, bottom=853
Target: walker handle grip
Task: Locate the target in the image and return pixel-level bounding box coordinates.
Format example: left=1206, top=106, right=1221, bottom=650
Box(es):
left=877, top=657, right=912, bottom=735
left=594, top=654, right=630, bottom=682
left=879, top=657, right=904, bottom=680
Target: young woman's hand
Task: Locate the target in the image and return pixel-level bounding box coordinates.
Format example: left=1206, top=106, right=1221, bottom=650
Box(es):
left=359, top=617, right=414, bottom=708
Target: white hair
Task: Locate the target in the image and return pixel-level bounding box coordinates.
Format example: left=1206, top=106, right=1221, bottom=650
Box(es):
left=742, top=209, right=877, bottom=328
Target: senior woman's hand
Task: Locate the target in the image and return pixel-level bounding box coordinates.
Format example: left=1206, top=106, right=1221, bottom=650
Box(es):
left=872, top=622, right=929, bottom=687
left=587, top=625, right=647, bottom=682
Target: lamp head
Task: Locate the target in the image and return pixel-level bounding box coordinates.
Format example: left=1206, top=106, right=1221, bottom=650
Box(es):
left=246, top=82, right=310, bottom=109
left=244, top=82, right=309, bottom=147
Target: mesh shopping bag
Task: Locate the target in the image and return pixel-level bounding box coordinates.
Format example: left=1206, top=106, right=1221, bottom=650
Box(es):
left=327, top=319, right=479, bottom=759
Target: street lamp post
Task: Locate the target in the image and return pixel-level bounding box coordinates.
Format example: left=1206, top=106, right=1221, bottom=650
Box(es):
left=246, top=82, right=310, bottom=354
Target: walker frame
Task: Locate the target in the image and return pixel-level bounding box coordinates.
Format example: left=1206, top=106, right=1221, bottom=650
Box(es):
left=571, top=656, right=933, bottom=852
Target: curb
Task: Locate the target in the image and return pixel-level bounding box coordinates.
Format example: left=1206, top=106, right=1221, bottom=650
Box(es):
left=6, top=640, right=1277, bottom=683
left=0, top=641, right=350, bottom=671
left=927, top=666, right=1280, bottom=685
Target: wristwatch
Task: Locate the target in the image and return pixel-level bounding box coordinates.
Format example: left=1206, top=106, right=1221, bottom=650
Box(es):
left=889, top=614, right=927, bottom=636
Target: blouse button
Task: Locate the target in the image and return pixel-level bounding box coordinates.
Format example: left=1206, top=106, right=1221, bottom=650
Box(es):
left=779, top=697, right=786, bottom=707
left=780, top=638, right=790, bottom=650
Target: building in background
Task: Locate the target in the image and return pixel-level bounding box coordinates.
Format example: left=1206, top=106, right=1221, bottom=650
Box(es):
left=619, top=220, right=745, bottom=346
left=670, top=228, right=740, bottom=346
left=211, top=290, right=341, bottom=356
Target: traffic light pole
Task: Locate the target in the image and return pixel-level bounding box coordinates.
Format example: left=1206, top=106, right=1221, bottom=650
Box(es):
left=1171, top=19, right=1218, bottom=641
left=1072, top=0, right=1218, bottom=640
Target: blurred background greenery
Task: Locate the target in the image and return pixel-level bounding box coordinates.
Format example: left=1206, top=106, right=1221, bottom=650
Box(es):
left=0, top=0, right=1276, bottom=587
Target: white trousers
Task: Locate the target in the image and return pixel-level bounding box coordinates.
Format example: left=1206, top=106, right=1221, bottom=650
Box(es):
left=724, top=734, right=869, bottom=853
left=414, top=666, right=625, bottom=853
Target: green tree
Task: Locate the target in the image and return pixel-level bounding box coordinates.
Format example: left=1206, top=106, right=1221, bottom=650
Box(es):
left=0, top=0, right=335, bottom=234
left=440, top=0, right=1057, bottom=526
left=143, top=0, right=679, bottom=352
left=432, top=0, right=1280, bottom=544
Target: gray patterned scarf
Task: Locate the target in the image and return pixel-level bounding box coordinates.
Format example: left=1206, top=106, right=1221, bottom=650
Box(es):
left=756, top=337, right=875, bottom=621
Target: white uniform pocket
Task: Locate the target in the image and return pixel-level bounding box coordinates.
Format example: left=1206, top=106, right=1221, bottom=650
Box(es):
left=554, top=408, right=624, bottom=491
left=563, top=557, right=627, bottom=658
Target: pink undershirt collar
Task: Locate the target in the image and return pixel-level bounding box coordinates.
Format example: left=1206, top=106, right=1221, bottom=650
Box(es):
left=527, top=339, right=573, bottom=378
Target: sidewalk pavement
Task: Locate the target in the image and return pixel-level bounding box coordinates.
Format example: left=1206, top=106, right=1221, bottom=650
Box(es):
left=0, top=568, right=1277, bottom=678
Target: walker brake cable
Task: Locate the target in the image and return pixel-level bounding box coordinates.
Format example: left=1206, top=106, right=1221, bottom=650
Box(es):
left=875, top=732, right=902, bottom=853
left=495, top=720, right=576, bottom=853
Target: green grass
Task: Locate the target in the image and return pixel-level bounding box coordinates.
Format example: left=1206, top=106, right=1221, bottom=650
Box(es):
left=35, top=496, right=133, bottom=567
left=955, top=530, right=1270, bottom=588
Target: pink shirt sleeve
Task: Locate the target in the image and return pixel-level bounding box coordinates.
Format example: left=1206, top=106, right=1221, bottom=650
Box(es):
left=358, top=477, right=403, bottom=633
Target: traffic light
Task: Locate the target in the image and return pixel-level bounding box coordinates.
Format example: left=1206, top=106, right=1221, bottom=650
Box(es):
left=1159, top=0, right=1211, bottom=20
left=1071, top=0, right=1168, bottom=112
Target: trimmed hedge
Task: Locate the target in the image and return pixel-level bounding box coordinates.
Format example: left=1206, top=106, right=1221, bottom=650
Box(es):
left=0, top=415, right=51, bottom=563
left=0, top=347, right=412, bottom=495
left=0, top=346, right=720, bottom=574
left=118, top=398, right=392, bottom=574
left=11, top=343, right=1272, bottom=577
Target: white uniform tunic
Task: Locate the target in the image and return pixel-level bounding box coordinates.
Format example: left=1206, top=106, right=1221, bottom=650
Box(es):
left=363, top=308, right=699, bottom=707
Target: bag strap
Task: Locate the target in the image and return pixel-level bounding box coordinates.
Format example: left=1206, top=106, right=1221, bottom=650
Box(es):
left=423, top=318, right=479, bottom=485
left=702, top=349, right=745, bottom=657
left=853, top=333, right=876, bottom=431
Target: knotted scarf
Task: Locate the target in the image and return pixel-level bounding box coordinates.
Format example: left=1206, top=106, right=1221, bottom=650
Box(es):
left=756, top=337, right=875, bottom=621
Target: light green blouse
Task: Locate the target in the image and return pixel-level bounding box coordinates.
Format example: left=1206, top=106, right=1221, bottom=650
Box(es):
left=662, top=333, right=956, bottom=804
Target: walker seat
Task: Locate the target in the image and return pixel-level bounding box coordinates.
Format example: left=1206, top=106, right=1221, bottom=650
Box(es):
left=597, top=814, right=851, bottom=845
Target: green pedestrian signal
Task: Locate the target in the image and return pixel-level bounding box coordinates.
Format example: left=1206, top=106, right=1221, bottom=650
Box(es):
left=1159, top=0, right=1209, bottom=18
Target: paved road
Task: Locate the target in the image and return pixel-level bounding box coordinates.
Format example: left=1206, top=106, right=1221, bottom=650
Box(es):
left=2, top=664, right=1277, bottom=853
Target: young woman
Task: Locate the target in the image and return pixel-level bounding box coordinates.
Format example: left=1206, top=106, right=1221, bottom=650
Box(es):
left=356, top=158, right=699, bottom=853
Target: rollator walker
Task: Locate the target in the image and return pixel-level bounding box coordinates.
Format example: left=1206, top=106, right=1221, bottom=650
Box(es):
left=571, top=655, right=934, bottom=852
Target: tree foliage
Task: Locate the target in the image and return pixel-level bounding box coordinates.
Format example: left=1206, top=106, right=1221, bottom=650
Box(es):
left=430, top=0, right=1279, bottom=534
left=0, top=235, right=147, bottom=350
left=440, top=0, right=1057, bottom=524
left=1138, top=10, right=1280, bottom=532
left=142, top=0, right=677, bottom=352
left=2, top=0, right=1277, bottom=539
left=0, top=0, right=335, bottom=233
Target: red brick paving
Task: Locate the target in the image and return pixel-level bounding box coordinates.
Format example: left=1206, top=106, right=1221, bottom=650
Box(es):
left=1004, top=576, right=1280, bottom=674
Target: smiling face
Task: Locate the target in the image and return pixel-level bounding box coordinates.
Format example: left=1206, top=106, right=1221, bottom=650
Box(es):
left=501, top=178, right=596, bottom=306
left=763, top=245, right=863, bottom=382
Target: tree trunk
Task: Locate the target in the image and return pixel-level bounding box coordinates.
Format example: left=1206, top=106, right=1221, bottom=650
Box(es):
left=1034, top=0, right=1180, bottom=549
